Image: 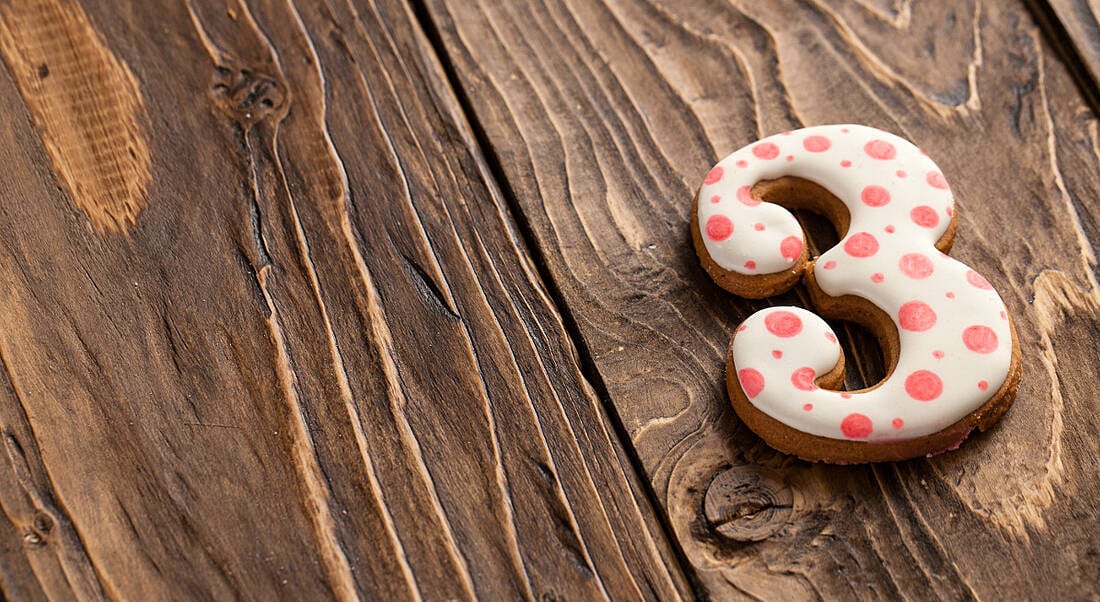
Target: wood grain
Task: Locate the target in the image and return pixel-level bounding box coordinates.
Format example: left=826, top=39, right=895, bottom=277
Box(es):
left=0, top=0, right=691, bottom=598
left=424, top=0, right=1100, bottom=598
left=1042, top=0, right=1100, bottom=100
left=0, top=0, right=151, bottom=233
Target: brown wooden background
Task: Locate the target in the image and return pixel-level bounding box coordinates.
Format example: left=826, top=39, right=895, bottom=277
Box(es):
left=0, top=0, right=1098, bottom=599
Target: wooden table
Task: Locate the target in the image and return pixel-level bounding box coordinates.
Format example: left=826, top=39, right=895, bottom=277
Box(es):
left=0, top=0, right=1097, bottom=599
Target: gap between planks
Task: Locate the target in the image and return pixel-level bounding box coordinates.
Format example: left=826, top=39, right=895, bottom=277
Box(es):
left=405, top=0, right=708, bottom=597
left=1024, top=0, right=1100, bottom=119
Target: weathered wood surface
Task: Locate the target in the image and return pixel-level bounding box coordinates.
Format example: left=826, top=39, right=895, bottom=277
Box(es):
left=0, top=0, right=690, bottom=599
left=1, top=0, right=1099, bottom=599
left=1042, top=0, right=1100, bottom=102
left=423, top=0, right=1100, bottom=599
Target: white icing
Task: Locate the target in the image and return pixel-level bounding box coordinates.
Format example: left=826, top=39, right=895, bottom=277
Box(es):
left=699, top=125, right=1013, bottom=441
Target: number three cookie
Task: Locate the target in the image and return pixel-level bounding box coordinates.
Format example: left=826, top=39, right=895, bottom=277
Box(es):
left=692, top=125, right=1022, bottom=463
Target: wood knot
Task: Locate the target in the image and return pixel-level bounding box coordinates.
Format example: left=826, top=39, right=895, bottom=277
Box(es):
left=211, top=63, right=287, bottom=128
left=32, top=511, right=54, bottom=536
left=23, top=529, right=44, bottom=548
left=704, top=466, right=793, bottom=542
left=23, top=511, right=54, bottom=548
left=0, top=0, right=152, bottom=232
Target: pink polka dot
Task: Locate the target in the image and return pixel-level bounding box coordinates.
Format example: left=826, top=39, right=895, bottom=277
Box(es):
left=704, top=166, right=724, bottom=185
left=1000, top=310, right=1007, bottom=320
left=705, top=214, right=733, bottom=241
left=709, top=195, right=720, bottom=204
left=844, top=232, right=879, bottom=258
left=967, top=270, right=993, bottom=290
left=841, top=413, right=873, bottom=439
left=785, top=155, right=794, bottom=162
left=791, top=367, right=817, bottom=391
left=738, top=368, right=765, bottom=398
left=841, top=128, right=850, bottom=133
left=896, top=170, right=907, bottom=178
left=840, top=160, right=852, bottom=168
left=823, top=260, right=837, bottom=269
left=765, top=310, right=803, bottom=337
left=911, top=205, right=940, bottom=228
left=885, top=225, right=896, bottom=233
left=772, top=350, right=783, bottom=359
left=962, top=325, right=999, bottom=353
left=736, top=160, right=748, bottom=168
left=926, top=171, right=949, bottom=189
left=737, top=324, right=747, bottom=332
left=744, top=260, right=756, bottom=270
left=978, top=380, right=989, bottom=391
left=892, top=418, right=904, bottom=429
left=737, top=185, right=759, bottom=206
left=803, top=135, right=831, bottom=152
left=753, top=142, right=780, bottom=160
left=898, top=253, right=933, bottom=279
left=840, top=392, right=852, bottom=399
left=861, top=185, right=891, bottom=207
left=864, top=139, right=896, bottom=160
left=905, top=370, right=943, bottom=401
left=898, top=301, right=937, bottom=331
left=946, top=206, right=954, bottom=217
left=781, top=131, right=792, bottom=136
left=780, top=236, right=803, bottom=261
left=803, top=403, right=814, bottom=411
left=945, top=291, right=955, bottom=299
left=754, top=223, right=765, bottom=231
left=825, top=332, right=837, bottom=343
left=933, top=350, right=944, bottom=359
left=871, top=273, right=884, bottom=283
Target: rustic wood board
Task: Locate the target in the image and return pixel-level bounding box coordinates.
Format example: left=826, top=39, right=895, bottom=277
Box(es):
left=1042, top=0, right=1100, bottom=102
left=424, top=0, right=1100, bottom=598
left=0, top=0, right=692, bottom=599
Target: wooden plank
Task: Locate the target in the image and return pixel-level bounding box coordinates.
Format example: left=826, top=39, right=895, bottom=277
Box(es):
left=0, top=0, right=692, bottom=598
left=423, top=0, right=1100, bottom=597
left=1040, top=0, right=1100, bottom=102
